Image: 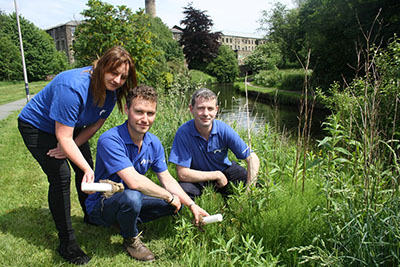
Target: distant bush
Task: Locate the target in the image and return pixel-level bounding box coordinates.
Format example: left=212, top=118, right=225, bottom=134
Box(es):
left=189, top=69, right=217, bottom=85
left=254, top=69, right=312, bottom=91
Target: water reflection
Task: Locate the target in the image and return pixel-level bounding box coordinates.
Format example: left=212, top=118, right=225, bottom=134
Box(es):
left=208, top=83, right=328, bottom=139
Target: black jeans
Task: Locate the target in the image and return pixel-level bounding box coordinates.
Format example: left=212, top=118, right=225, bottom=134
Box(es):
left=179, top=161, right=248, bottom=199
left=18, top=118, right=93, bottom=243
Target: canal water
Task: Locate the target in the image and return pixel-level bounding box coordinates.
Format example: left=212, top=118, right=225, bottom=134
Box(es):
left=208, top=83, right=329, bottom=140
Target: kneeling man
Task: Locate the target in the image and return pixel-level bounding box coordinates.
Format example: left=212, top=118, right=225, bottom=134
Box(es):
left=85, top=85, right=209, bottom=262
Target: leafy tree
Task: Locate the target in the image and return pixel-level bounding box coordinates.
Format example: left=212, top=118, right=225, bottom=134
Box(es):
left=0, top=11, right=68, bottom=81
left=259, top=3, right=303, bottom=67
left=73, top=0, right=161, bottom=85
left=244, top=42, right=282, bottom=74
left=0, top=33, right=21, bottom=81
left=179, top=4, right=221, bottom=71
left=148, top=17, right=184, bottom=63
left=261, top=0, right=400, bottom=90
left=206, top=45, right=238, bottom=83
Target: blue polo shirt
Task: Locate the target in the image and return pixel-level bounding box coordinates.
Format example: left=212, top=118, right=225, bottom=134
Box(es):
left=85, top=121, right=168, bottom=214
left=168, top=119, right=250, bottom=171
left=18, top=66, right=116, bottom=134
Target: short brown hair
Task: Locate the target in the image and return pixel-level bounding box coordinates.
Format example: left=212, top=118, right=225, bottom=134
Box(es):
left=191, top=88, right=217, bottom=106
left=126, top=85, right=158, bottom=109
left=91, top=46, right=137, bottom=111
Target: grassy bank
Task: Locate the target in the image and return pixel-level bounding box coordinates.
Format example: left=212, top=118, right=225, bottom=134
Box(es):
left=0, top=81, right=49, bottom=105
left=0, top=90, right=398, bottom=266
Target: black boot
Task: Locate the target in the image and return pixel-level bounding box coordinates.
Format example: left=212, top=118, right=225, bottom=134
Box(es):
left=57, top=239, right=91, bottom=265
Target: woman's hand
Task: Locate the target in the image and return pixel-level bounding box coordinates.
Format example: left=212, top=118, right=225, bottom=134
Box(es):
left=47, top=143, right=67, bottom=159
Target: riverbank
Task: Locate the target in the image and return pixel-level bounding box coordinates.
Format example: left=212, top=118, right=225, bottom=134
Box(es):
left=234, top=81, right=327, bottom=110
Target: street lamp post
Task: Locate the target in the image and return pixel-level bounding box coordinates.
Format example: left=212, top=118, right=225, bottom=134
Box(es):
left=14, top=0, right=30, bottom=102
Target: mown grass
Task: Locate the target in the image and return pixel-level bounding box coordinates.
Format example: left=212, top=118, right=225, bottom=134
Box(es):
left=0, top=89, right=398, bottom=266
left=0, top=81, right=50, bottom=105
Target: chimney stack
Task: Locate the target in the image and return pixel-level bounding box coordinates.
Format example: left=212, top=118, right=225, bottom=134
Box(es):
left=145, top=0, right=156, bottom=18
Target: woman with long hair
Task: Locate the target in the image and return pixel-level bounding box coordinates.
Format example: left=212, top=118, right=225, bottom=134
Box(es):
left=18, top=46, right=137, bottom=265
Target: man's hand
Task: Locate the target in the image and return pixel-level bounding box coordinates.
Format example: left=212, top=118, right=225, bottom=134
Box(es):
left=169, top=194, right=182, bottom=213
left=190, top=203, right=210, bottom=226
left=215, top=171, right=228, bottom=188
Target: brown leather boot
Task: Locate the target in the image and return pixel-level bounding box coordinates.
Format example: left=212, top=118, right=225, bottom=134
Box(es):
left=123, top=233, right=155, bottom=261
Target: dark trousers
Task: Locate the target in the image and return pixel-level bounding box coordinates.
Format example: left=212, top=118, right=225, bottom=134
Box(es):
left=18, top=118, right=92, bottom=243
left=179, top=161, right=248, bottom=199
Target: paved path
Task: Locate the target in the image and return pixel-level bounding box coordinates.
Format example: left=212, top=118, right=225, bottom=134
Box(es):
left=0, top=98, right=28, bottom=120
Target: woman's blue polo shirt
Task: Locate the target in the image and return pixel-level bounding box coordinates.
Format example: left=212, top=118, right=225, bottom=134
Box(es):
left=85, top=121, right=167, bottom=214
left=18, top=66, right=116, bottom=134
left=168, top=119, right=250, bottom=171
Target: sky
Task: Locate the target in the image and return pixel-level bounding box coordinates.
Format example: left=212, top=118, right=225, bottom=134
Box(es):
left=1, top=0, right=295, bottom=35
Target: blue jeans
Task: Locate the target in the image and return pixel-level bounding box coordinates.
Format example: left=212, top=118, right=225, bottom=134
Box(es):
left=88, top=189, right=176, bottom=238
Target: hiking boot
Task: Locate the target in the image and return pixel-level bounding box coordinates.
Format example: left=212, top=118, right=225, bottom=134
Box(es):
left=123, top=233, right=155, bottom=261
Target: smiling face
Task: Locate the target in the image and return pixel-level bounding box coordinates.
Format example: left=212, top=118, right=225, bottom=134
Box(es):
left=125, top=97, right=157, bottom=140
left=104, top=63, right=129, bottom=91
left=190, top=96, right=218, bottom=133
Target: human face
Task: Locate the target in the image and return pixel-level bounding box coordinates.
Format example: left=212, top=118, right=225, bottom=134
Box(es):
left=104, top=63, right=129, bottom=91
left=190, top=97, right=218, bottom=131
left=125, top=97, right=157, bottom=139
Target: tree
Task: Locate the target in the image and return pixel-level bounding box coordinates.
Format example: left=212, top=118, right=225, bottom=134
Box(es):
left=0, top=11, right=68, bottom=81
left=148, top=17, right=184, bottom=63
left=73, top=0, right=161, bottom=85
left=206, top=45, right=238, bottom=83
left=259, top=3, right=303, bottom=67
left=179, top=4, right=221, bottom=71
left=244, top=42, right=282, bottom=74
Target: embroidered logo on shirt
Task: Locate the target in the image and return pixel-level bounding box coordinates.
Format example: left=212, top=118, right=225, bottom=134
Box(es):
left=140, top=159, right=153, bottom=165
left=99, top=109, right=106, bottom=116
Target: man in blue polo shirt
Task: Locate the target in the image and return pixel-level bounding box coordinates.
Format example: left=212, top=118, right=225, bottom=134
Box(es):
left=85, top=85, right=209, bottom=262
left=169, top=88, right=260, bottom=199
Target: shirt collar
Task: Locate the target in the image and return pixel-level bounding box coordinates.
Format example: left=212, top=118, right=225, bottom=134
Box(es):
left=120, top=120, right=151, bottom=147
left=189, top=119, right=218, bottom=137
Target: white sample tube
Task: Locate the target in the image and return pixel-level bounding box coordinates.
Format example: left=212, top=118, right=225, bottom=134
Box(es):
left=202, top=214, right=223, bottom=225
left=81, top=182, right=113, bottom=192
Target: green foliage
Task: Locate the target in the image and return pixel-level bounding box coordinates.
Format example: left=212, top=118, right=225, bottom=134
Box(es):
left=260, top=0, right=400, bottom=89
left=148, top=17, right=184, bottom=63
left=259, top=3, right=303, bottom=67
left=0, top=12, right=69, bottom=81
left=189, top=69, right=217, bottom=85
left=302, top=114, right=400, bottom=266
left=0, top=34, right=21, bottom=81
left=206, top=45, right=239, bottom=83
left=73, top=0, right=161, bottom=85
left=254, top=68, right=309, bottom=91
left=244, top=42, right=282, bottom=74
left=179, top=4, right=221, bottom=71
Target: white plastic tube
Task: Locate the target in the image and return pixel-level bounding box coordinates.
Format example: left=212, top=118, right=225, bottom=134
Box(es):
left=202, top=214, right=223, bottom=225
left=81, top=182, right=113, bottom=192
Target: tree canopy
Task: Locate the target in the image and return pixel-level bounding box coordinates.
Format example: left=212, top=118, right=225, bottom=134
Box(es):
left=259, top=0, right=400, bottom=89
left=73, top=0, right=161, bottom=85
left=0, top=11, right=68, bottom=81
left=179, top=4, right=221, bottom=71
left=206, top=45, right=239, bottom=83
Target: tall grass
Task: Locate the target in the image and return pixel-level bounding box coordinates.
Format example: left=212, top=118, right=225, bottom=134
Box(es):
left=1, top=62, right=399, bottom=265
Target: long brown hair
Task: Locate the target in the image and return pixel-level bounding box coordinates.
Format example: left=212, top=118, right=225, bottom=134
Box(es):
left=91, top=46, right=137, bottom=111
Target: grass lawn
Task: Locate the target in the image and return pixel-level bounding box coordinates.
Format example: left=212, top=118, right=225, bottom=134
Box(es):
left=0, top=111, right=190, bottom=266
left=0, top=81, right=49, bottom=105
